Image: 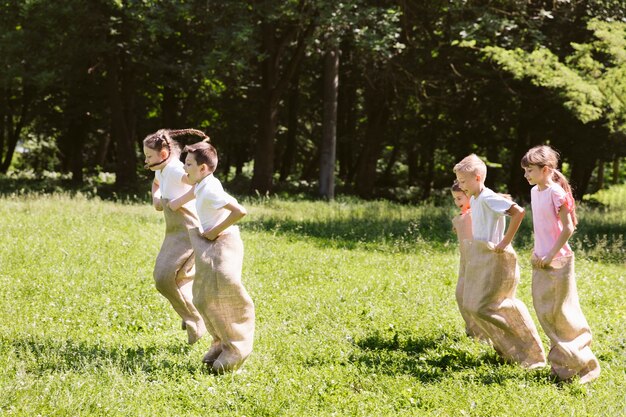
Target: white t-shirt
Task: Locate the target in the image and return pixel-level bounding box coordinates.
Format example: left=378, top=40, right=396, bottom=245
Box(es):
left=154, top=158, right=196, bottom=212
left=470, top=187, right=513, bottom=244
left=194, top=174, right=235, bottom=233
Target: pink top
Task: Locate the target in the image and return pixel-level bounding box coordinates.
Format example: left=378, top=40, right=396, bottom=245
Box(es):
left=530, top=183, right=574, bottom=259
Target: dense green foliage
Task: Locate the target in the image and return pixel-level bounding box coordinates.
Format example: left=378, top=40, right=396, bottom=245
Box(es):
left=0, top=186, right=624, bottom=416
left=0, top=1, right=625, bottom=199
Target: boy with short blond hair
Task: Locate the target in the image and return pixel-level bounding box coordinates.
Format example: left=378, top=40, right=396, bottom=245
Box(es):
left=453, top=154, right=546, bottom=369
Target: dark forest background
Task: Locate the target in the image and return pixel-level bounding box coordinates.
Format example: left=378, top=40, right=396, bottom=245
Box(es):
left=1, top=0, right=625, bottom=201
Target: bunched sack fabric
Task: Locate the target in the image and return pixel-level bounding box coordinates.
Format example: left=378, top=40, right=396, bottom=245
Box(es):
left=456, top=239, right=488, bottom=340
left=154, top=200, right=207, bottom=344
left=189, top=226, right=255, bottom=372
left=532, top=254, right=600, bottom=383
left=463, top=240, right=546, bottom=368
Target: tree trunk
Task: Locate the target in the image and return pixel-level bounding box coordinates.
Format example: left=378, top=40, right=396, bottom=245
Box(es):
left=383, top=144, right=399, bottom=180
left=420, top=138, right=435, bottom=199
left=568, top=123, right=606, bottom=200
left=354, top=77, right=390, bottom=198
left=279, top=78, right=300, bottom=182
left=407, top=142, right=419, bottom=186
left=251, top=21, right=281, bottom=194
left=0, top=86, right=29, bottom=173
left=95, top=133, right=112, bottom=170
left=319, top=46, right=339, bottom=200
left=106, top=55, right=137, bottom=188
left=66, top=114, right=89, bottom=185
left=569, top=157, right=596, bottom=200
left=251, top=18, right=314, bottom=194
left=337, top=44, right=357, bottom=183
left=612, top=155, right=620, bottom=184
left=596, top=159, right=604, bottom=191
left=509, top=99, right=532, bottom=201
left=252, top=90, right=279, bottom=194
left=0, top=89, right=6, bottom=164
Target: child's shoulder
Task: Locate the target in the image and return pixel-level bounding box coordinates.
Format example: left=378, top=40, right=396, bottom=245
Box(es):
left=548, top=182, right=567, bottom=195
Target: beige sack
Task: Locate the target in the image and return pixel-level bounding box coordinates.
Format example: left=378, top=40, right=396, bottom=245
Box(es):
left=154, top=200, right=206, bottom=344
left=532, top=254, right=600, bottom=383
left=189, top=226, right=255, bottom=372
left=456, top=240, right=488, bottom=340
left=463, top=240, right=546, bottom=368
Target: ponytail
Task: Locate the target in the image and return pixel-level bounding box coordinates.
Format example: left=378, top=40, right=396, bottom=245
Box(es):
left=552, top=169, right=577, bottom=226
left=169, top=129, right=210, bottom=142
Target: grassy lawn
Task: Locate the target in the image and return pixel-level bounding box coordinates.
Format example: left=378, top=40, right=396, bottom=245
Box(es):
left=0, top=186, right=624, bottom=416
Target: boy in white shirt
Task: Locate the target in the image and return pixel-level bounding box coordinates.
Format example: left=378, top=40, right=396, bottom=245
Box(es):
left=170, top=140, right=255, bottom=373
left=454, top=154, right=545, bottom=369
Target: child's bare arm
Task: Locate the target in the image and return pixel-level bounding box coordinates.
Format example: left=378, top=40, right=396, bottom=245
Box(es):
left=152, top=179, right=163, bottom=211
left=495, top=203, right=525, bottom=252
left=180, top=173, right=193, bottom=186
left=202, top=201, right=247, bottom=240
left=538, top=206, right=575, bottom=268
left=169, top=188, right=195, bottom=211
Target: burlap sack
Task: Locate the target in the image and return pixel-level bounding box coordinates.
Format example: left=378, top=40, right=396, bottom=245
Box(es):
left=189, top=226, right=255, bottom=372
left=456, top=240, right=488, bottom=340
left=532, top=254, right=600, bottom=383
left=154, top=200, right=206, bottom=344
left=463, top=240, right=546, bottom=368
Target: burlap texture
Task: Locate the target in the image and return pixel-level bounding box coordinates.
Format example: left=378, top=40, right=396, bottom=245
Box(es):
left=456, top=240, right=488, bottom=340
left=532, top=254, right=600, bottom=383
left=189, top=226, right=255, bottom=369
left=154, top=200, right=206, bottom=344
left=463, top=240, right=546, bottom=367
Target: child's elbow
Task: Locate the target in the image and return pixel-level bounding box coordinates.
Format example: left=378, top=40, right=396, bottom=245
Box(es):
left=510, top=204, right=524, bottom=218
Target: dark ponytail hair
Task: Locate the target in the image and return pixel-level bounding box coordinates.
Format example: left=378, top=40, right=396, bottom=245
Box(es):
left=143, top=128, right=210, bottom=165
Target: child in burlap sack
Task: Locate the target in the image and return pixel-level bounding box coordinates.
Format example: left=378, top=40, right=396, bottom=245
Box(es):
left=522, top=145, right=600, bottom=384
left=450, top=180, right=485, bottom=340
left=169, top=139, right=255, bottom=374
left=454, top=154, right=546, bottom=369
left=143, top=129, right=208, bottom=344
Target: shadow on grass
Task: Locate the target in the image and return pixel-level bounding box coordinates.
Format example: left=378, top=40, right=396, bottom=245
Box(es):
left=244, top=213, right=457, bottom=249
left=0, top=176, right=152, bottom=203
left=5, top=336, right=202, bottom=376
left=349, top=331, right=551, bottom=385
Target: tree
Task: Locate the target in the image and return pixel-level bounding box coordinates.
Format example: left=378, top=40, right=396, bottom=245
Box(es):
left=478, top=18, right=626, bottom=197
left=319, top=44, right=339, bottom=199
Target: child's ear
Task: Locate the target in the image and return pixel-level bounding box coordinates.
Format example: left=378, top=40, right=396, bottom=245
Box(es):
left=160, top=149, right=169, bottom=159
left=200, top=163, right=209, bottom=173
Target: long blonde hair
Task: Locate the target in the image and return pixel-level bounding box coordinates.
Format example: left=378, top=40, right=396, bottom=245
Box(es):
left=521, top=145, right=577, bottom=226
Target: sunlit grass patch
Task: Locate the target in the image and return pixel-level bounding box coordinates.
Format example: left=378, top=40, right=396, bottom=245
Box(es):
left=0, top=193, right=624, bottom=416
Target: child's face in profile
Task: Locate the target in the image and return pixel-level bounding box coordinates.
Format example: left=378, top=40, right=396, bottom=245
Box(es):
left=523, top=164, right=548, bottom=187
left=451, top=190, right=470, bottom=212
left=143, top=146, right=168, bottom=171
left=184, top=152, right=206, bottom=184
left=455, top=171, right=482, bottom=197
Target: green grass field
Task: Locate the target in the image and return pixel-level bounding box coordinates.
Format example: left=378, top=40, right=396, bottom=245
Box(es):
left=0, top=185, right=624, bottom=416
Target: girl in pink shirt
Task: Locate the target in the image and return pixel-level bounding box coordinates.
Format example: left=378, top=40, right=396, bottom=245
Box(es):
left=522, top=145, right=600, bottom=384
